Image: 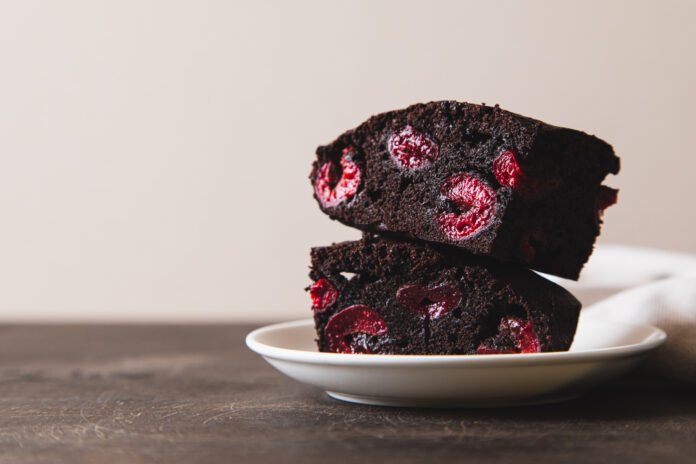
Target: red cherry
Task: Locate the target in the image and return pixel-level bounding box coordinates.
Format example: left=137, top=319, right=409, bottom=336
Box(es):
left=309, top=278, right=338, bottom=314
left=314, top=148, right=362, bottom=207
left=493, top=149, right=560, bottom=198
left=437, top=174, right=496, bottom=240
left=493, top=149, right=524, bottom=189
left=324, top=305, right=388, bottom=354
left=387, top=126, right=439, bottom=170
left=476, top=317, right=541, bottom=354
left=396, top=284, right=462, bottom=319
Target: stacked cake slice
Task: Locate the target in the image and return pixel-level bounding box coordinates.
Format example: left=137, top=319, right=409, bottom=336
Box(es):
left=308, top=101, right=619, bottom=355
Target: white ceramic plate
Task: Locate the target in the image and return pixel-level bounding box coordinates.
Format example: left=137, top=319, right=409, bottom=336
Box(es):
left=245, top=315, right=666, bottom=407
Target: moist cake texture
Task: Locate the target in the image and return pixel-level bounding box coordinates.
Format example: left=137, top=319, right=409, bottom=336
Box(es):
left=310, top=101, right=620, bottom=280
left=309, top=235, right=581, bottom=355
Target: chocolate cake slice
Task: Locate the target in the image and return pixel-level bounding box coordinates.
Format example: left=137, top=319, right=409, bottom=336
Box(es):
left=309, top=235, right=581, bottom=355
left=309, top=101, right=620, bottom=279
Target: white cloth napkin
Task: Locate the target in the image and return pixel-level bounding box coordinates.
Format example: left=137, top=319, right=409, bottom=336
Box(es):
left=552, top=245, right=696, bottom=387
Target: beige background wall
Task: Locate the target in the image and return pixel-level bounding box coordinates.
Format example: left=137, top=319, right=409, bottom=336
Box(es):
left=0, top=0, right=694, bottom=322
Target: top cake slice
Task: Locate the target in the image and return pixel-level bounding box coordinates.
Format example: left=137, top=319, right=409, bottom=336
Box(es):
left=310, top=101, right=620, bottom=280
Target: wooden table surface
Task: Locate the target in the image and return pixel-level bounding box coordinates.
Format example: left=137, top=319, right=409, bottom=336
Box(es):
left=0, top=324, right=693, bottom=464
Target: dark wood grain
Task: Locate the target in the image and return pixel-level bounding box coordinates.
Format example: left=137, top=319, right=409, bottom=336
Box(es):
left=0, top=324, right=693, bottom=464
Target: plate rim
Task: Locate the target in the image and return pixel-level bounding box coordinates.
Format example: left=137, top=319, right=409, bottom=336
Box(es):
left=245, top=317, right=666, bottom=367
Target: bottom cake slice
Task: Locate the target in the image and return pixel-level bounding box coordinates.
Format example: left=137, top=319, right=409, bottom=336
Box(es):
left=309, top=235, right=581, bottom=355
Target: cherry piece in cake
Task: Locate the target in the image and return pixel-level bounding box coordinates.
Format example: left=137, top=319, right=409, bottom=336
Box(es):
left=324, top=305, right=388, bottom=354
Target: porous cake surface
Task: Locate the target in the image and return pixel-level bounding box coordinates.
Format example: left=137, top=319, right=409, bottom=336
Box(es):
left=309, top=101, right=620, bottom=279
left=309, top=235, right=581, bottom=355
